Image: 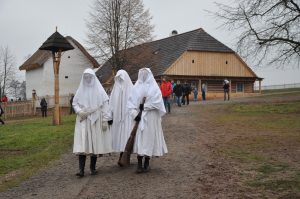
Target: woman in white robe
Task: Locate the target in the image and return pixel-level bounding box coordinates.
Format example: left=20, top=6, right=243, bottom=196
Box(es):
left=109, top=70, right=134, bottom=165
left=73, top=68, right=113, bottom=177
left=128, top=68, right=168, bottom=173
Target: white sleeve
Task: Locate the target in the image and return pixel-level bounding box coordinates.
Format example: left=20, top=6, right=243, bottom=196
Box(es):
left=72, top=98, right=82, bottom=114
left=102, top=101, right=112, bottom=121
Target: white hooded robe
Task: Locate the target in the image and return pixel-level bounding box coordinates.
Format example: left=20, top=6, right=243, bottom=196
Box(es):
left=73, top=68, right=113, bottom=155
left=128, top=68, right=168, bottom=157
left=109, top=70, right=134, bottom=152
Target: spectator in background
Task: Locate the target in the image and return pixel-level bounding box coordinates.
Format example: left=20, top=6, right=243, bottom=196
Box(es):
left=171, top=80, right=176, bottom=104
left=223, top=79, right=230, bottom=101
left=160, top=76, right=172, bottom=113
left=173, top=80, right=183, bottom=107
left=193, top=87, right=198, bottom=101
left=1, top=95, right=8, bottom=103
left=40, top=97, right=48, bottom=117
left=202, top=83, right=207, bottom=101
left=70, top=94, right=75, bottom=114
left=182, top=82, right=191, bottom=105
left=0, top=103, right=5, bottom=125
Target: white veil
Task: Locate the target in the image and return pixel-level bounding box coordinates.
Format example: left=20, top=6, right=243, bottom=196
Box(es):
left=109, top=69, right=133, bottom=122
left=128, top=68, right=166, bottom=116
left=73, top=68, right=109, bottom=124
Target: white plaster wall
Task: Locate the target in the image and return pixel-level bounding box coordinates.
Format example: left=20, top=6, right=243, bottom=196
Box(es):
left=25, top=38, right=94, bottom=99
left=25, top=66, right=44, bottom=99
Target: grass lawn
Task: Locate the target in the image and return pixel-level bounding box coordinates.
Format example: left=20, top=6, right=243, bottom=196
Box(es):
left=0, top=115, right=76, bottom=191
left=214, top=100, right=300, bottom=198
left=260, top=87, right=300, bottom=95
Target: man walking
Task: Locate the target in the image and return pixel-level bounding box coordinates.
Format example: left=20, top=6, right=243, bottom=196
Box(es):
left=182, top=82, right=191, bottom=105
left=160, top=76, right=172, bottom=113
left=223, top=79, right=230, bottom=101
left=40, top=98, right=48, bottom=117
left=173, top=80, right=183, bottom=107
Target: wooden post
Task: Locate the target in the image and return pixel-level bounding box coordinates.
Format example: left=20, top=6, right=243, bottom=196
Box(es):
left=32, top=89, right=37, bottom=116
left=229, top=79, right=232, bottom=98
left=52, top=51, right=62, bottom=125
left=198, top=79, right=201, bottom=101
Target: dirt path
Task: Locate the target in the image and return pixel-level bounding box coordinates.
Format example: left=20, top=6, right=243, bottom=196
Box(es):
left=1, top=94, right=299, bottom=199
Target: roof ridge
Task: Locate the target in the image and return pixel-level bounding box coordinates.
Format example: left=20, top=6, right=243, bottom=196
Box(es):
left=150, top=28, right=204, bottom=43
left=121, top=28, right=205, bottom=52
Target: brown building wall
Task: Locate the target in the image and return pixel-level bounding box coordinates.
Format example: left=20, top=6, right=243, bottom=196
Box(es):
left=164, top=51, right=256, bottom=78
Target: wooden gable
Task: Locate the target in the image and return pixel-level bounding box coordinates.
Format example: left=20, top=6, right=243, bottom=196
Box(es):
left=164, top=51, right=257, bottom=78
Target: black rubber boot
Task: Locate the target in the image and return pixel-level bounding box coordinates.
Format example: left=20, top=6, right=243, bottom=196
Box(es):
left=76, top=155, right=86, bottom=177
left=136, top=156, right=143, bottom=173
left=118, top=152, right=123, bottom=167
left=90, top=155, right=98, bottom=175
left=144, top=156, right=150, bottom=172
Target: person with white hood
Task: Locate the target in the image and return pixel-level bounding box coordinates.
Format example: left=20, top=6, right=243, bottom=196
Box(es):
left=73, top=68, right=113, bottom=177
left=109, top=69, right=134, bottom=166
left=128, top=68, right=168, bottom=173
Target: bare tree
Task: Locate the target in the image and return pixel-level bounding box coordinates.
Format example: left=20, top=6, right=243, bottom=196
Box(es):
left=214, top=0, right=300, bottom=68
left=0, top=46, right=16, bottom=98
left=9, top=80, right=21, bottom=99
left=86, top=0, right=154, bottom=74
left=19, top=81, right=26, bottom=100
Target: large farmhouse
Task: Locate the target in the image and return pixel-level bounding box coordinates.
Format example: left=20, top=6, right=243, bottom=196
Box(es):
left=20, top=36, right=99, bottom=99
left=97, top=28, right=263, bottom=99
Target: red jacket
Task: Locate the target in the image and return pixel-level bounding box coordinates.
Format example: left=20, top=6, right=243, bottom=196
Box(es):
left=160, top=81, right=172, bottom=97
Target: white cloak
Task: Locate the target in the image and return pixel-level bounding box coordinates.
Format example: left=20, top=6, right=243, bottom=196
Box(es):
left=128, top=68, right=168, bottom=157
left=73, top=68, right=113, bottom=155
left=109, top=70, right=134, bottom=152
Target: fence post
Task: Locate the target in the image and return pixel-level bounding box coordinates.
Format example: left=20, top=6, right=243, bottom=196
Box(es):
left=32, top=90, right=37, bottom=115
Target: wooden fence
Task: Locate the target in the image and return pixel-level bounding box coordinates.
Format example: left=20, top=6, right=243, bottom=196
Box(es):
left=1, top=94, right=73, bottom=119
left=1, top=101, right=34, bottom=119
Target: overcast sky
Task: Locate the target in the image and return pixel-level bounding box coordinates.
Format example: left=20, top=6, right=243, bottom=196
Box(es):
left=0, top=0, right=299, bottom=86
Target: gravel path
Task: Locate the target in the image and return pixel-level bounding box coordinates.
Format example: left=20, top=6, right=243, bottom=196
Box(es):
left=1, top=93, right=299, bottom=199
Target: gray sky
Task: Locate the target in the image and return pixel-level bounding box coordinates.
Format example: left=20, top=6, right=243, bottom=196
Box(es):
left=0, top=0, right=299, bottom=86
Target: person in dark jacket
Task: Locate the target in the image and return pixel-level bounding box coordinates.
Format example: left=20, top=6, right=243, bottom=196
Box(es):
left=182, top=82, right=191, bottom=105
left=223, top=79, right=230, bottom=101
left=40, top=98, right=48, bottom=117
left=173, top=80, right=183, bottom=107
left=0, top=103, right=5, bottom=125
left=70, top=94, right=75, bottom=114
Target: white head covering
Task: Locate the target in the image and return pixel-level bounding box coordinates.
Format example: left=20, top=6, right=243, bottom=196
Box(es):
left=128, top=68, right=166, bottom=116
left=109, top=69, right=133, bottom=122
left=73, top=68, right=109, bottom=124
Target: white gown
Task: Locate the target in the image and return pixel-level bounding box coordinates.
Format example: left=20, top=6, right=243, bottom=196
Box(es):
left=72, top=68, right=113, bottom=155
left=128, top=68, right=168, bottom=157
left=109, top=70, right=134, bottom=152
left=73, top=101, right=113, bottom=155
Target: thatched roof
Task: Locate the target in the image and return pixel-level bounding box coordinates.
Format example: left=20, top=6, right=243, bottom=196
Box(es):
left=19, top=36, right=99, bottom=71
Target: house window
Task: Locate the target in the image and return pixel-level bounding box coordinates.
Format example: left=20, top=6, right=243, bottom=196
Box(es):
left=192, top=59, right=195, bottom=63
left=225, top=61, right=228, bottom=64
left=65, top=76, right=69, bottom=79
left=236, top=83, right=244, bottom=92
